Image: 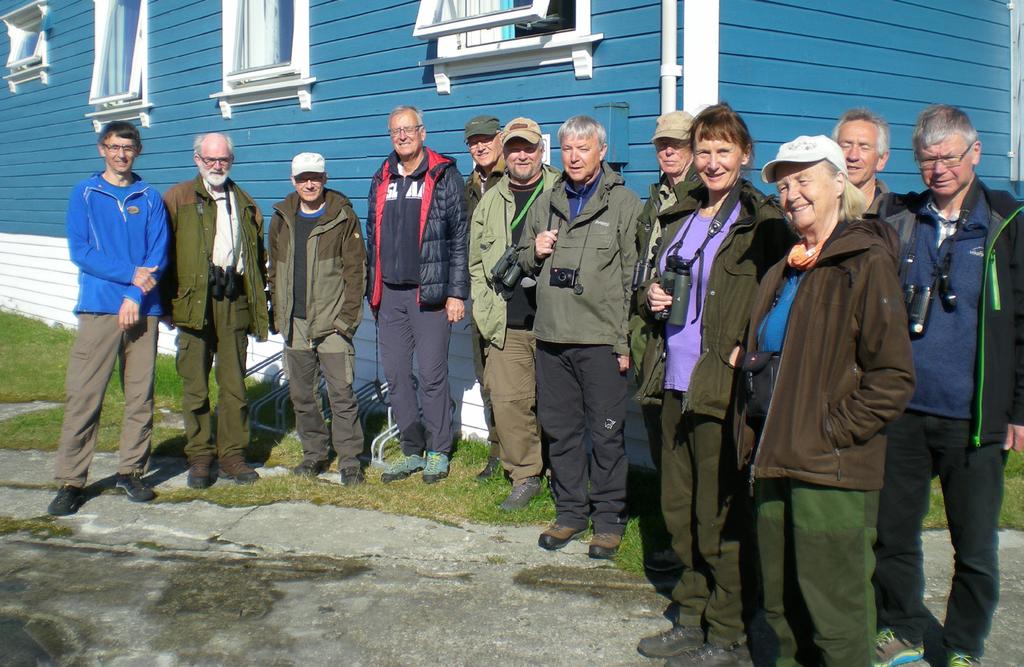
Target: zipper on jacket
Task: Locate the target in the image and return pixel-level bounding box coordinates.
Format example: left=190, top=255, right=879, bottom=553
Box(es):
left=971, top=204, right=1022, bottom=446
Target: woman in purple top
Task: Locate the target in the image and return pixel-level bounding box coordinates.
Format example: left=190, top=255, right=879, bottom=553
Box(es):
left=635, top=104, right=793, bottom=664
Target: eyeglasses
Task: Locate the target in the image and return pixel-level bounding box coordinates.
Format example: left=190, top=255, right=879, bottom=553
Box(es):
left=388, top=125, right=423, bottom=137
left=917, top=144, right=974, bottom=171
left=103, top=143, right=138, bottom=155
left=196, top=155, right=233, bottom=167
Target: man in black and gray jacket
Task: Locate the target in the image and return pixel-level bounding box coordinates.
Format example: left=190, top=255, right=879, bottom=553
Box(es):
left=872, top=105, right=1024, bottom=667
left=366, top=106, right=468, bottom=485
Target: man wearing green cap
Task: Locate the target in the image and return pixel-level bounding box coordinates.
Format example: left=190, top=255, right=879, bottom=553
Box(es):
left=464, top=114, right=505, bottom=480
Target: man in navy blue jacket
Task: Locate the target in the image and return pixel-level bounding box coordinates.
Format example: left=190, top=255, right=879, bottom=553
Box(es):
left=48, top=121, right=169, bottom=516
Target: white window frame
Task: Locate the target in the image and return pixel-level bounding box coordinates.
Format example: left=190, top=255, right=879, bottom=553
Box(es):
left=2, top=1, right=48, bottom=92
left=1011, top=1, right=1023, bottom=181
left=413, top=0, right=551, bottom=39
left=86, top=0, right=151, bottom=131
left=416, top=0, right=602, bottom=94
left=211, top=0, right=315, bottom=119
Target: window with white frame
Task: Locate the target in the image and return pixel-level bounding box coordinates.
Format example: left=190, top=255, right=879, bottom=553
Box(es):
left=212, top=0, right=314, bottom=119
left=2, top=1, right=48, bottom=92
left=415, top=0, right=600, bottom=94
left=90, top=0, right=146, bottom=105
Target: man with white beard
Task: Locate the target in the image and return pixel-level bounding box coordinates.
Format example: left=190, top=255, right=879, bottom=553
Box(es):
left=161, top=133, right=269, bottom=489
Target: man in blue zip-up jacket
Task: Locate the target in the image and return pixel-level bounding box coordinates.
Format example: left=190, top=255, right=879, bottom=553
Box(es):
left=48, top=121, right=169, bottom=517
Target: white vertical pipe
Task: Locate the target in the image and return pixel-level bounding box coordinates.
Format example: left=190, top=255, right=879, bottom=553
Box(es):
left=660, top=0, right=682, bottom=113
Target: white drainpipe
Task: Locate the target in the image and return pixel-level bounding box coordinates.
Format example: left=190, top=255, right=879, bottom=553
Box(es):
left=660, top=0, right=683, bottom=113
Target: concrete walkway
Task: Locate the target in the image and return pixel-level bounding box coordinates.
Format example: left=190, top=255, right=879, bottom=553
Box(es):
left=0, top=448, right=1021, bottom=666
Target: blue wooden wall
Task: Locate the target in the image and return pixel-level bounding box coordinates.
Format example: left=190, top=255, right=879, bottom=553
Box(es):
left=0, top=0, right=1014, bottom=240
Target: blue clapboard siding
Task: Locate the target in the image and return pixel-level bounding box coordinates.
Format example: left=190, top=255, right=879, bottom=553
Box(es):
left=720, top=0, right=1013, bottom=196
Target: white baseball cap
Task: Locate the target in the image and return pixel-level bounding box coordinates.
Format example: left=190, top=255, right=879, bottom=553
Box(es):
left=291, top=152, right=326, bottom=177
left=761, top=135, right=847, bottom=183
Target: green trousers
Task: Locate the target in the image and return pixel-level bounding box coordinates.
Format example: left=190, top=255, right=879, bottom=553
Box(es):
left=177, top=293, right=250, bottom=461
left=756, top=478, right=878, bottom=666
left=660, top=391, right=752, bottom=645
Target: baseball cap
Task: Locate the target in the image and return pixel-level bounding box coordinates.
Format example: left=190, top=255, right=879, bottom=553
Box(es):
left=291, top=152, right=326, bottom=177
left=501, top=117, right=542, bottom=145
left=761, top=135, right=847, bottom=183
left=464, top=115, right=500, bottom=140
left=651, top=110, right=694, bottom=143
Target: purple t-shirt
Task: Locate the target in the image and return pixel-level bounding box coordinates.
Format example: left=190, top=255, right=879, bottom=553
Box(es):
left=659, top=202, right=741, bottom=392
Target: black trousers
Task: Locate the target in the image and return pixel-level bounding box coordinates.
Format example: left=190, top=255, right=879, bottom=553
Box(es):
left=536, top=342, right=628, bottom=535
left=873, top=410, right=1006, bottom=656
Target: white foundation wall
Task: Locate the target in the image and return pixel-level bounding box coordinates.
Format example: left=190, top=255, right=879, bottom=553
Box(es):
left=0, top=232, right=654, bottom=467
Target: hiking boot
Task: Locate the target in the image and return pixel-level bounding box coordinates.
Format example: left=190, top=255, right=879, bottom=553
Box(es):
left=475, top=456, right=501, bottom=481
left=422, top=451, right=450, bottom=484
left=588, top=533, right=622, bottom=560
left=873, top=628, right=924, bottom=666
left=637, top=624, right=706, bottom=658
left=380, top=454, right=426, bottom=483
left=187, top=456, right=213, bottom=489
left=292, top=459, right=328, bottom=477
left=339, top=466, right=365, bottom=487
left=219, top=456, right=259, bottom=484
left=538, top=523, right=586, bottom=550
left=500, top=476, right=541, bottom=511
left=115, top=471, right=155, bottom=502
left=47, top=485, right=84, bottom=516
left=667, top=641, right=752, bottom=666
left=948, top=652, right=981, bottom=667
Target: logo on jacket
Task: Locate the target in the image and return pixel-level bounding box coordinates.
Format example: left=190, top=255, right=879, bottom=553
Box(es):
left=970, top=246, right=984, bottom=257
left=604, top=418, right=617, bottom=430
left=126, top=205, right=141, bottom=215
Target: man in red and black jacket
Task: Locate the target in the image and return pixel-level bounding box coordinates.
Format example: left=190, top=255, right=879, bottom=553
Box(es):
left=366, top=105, right=468, bottom=484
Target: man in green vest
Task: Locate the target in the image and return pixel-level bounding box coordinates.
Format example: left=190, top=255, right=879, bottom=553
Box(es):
left=162, top=133, right=269, bottom=489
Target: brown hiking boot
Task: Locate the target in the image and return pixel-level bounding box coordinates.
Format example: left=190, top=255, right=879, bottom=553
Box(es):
left=538, top=523, right=586, bottom=551
left=588, top=533, right=622, bottom=560
left=219, top=455, right=259, bottom=484
left=187, top=456, right=213, bottom=489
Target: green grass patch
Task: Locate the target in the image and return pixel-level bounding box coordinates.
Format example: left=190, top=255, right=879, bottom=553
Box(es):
left=0, top=515, right=72, bottom=538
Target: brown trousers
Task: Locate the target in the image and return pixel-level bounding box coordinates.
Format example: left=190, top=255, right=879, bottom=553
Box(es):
left=483, top=327, right=542, bottom=483
left=54, top=314, right=158, bottom=487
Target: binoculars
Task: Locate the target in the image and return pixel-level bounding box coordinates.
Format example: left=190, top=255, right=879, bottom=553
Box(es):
left=655, top=255, right=691, bottom=328
left=490, top=245, right=523, bottom=300
left=209, top=264, right=241, bottom=301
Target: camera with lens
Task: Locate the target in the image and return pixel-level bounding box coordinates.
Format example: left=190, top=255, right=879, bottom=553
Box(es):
left=209, top=264, right=241, bottom=301
left=490, top=245, right=523, bottom=300
left=549, top=267, right=578, bottom=290
left=655, top=255, right=692, bottom=328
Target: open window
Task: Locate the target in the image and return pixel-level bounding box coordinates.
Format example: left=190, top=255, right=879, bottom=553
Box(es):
left=415, top=0, right=601, bottom=94
left=212, top=0, right=315, bottom=119
left=2, top=1, right=48, bottom=92
left=87, top=0, right=150, bottom=130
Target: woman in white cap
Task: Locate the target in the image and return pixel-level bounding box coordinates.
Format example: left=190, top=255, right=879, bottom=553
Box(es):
left=738, top=135, right=915, bottom=665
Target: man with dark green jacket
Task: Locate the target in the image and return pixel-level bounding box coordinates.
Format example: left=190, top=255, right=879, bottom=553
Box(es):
left=162, top=133, right=269, bottom=489
left=469, top=117, right=559, bottom=511
left=520, top=115, right=642, bottom=559
left=269, top=153, right=367, bottom=486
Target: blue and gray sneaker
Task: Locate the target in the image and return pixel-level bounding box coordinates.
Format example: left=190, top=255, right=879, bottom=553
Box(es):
left=873, top=628, right=924, bottom=667
left=380, top=454, right=426, bottom=483
left=948, top=653, right=980, bottom=667
left=422, top=451, right=450, bottom=484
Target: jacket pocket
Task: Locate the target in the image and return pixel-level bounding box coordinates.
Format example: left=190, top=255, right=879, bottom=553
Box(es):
left=171, top=285, right=194, bottom=326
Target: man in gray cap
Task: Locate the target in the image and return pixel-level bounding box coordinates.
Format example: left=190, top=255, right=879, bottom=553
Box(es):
left=464, top=113, right=505, bottom=480
left=469, top=117, right=560, bottom=510
left=269, top=152, right=367, bottom=485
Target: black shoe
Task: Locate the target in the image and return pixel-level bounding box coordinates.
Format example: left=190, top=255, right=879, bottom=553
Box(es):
left=538, top=523, right=586, bottom=550
left=47, top=485, right=84, bottom=516
left=644, top=547, right=685, bottom=573
left=292, top=459, right=328, bottom=477
left=637, top=624, right=706, bottom=658
left=475, top=456, right=501, bottom=481
left=116, top=471, right=155, bottom=502
left=666, top=641, right=752, bottom=666
left=339, top=466, right=365, bottom=487
left=499, top=476, right=541, bottom=511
